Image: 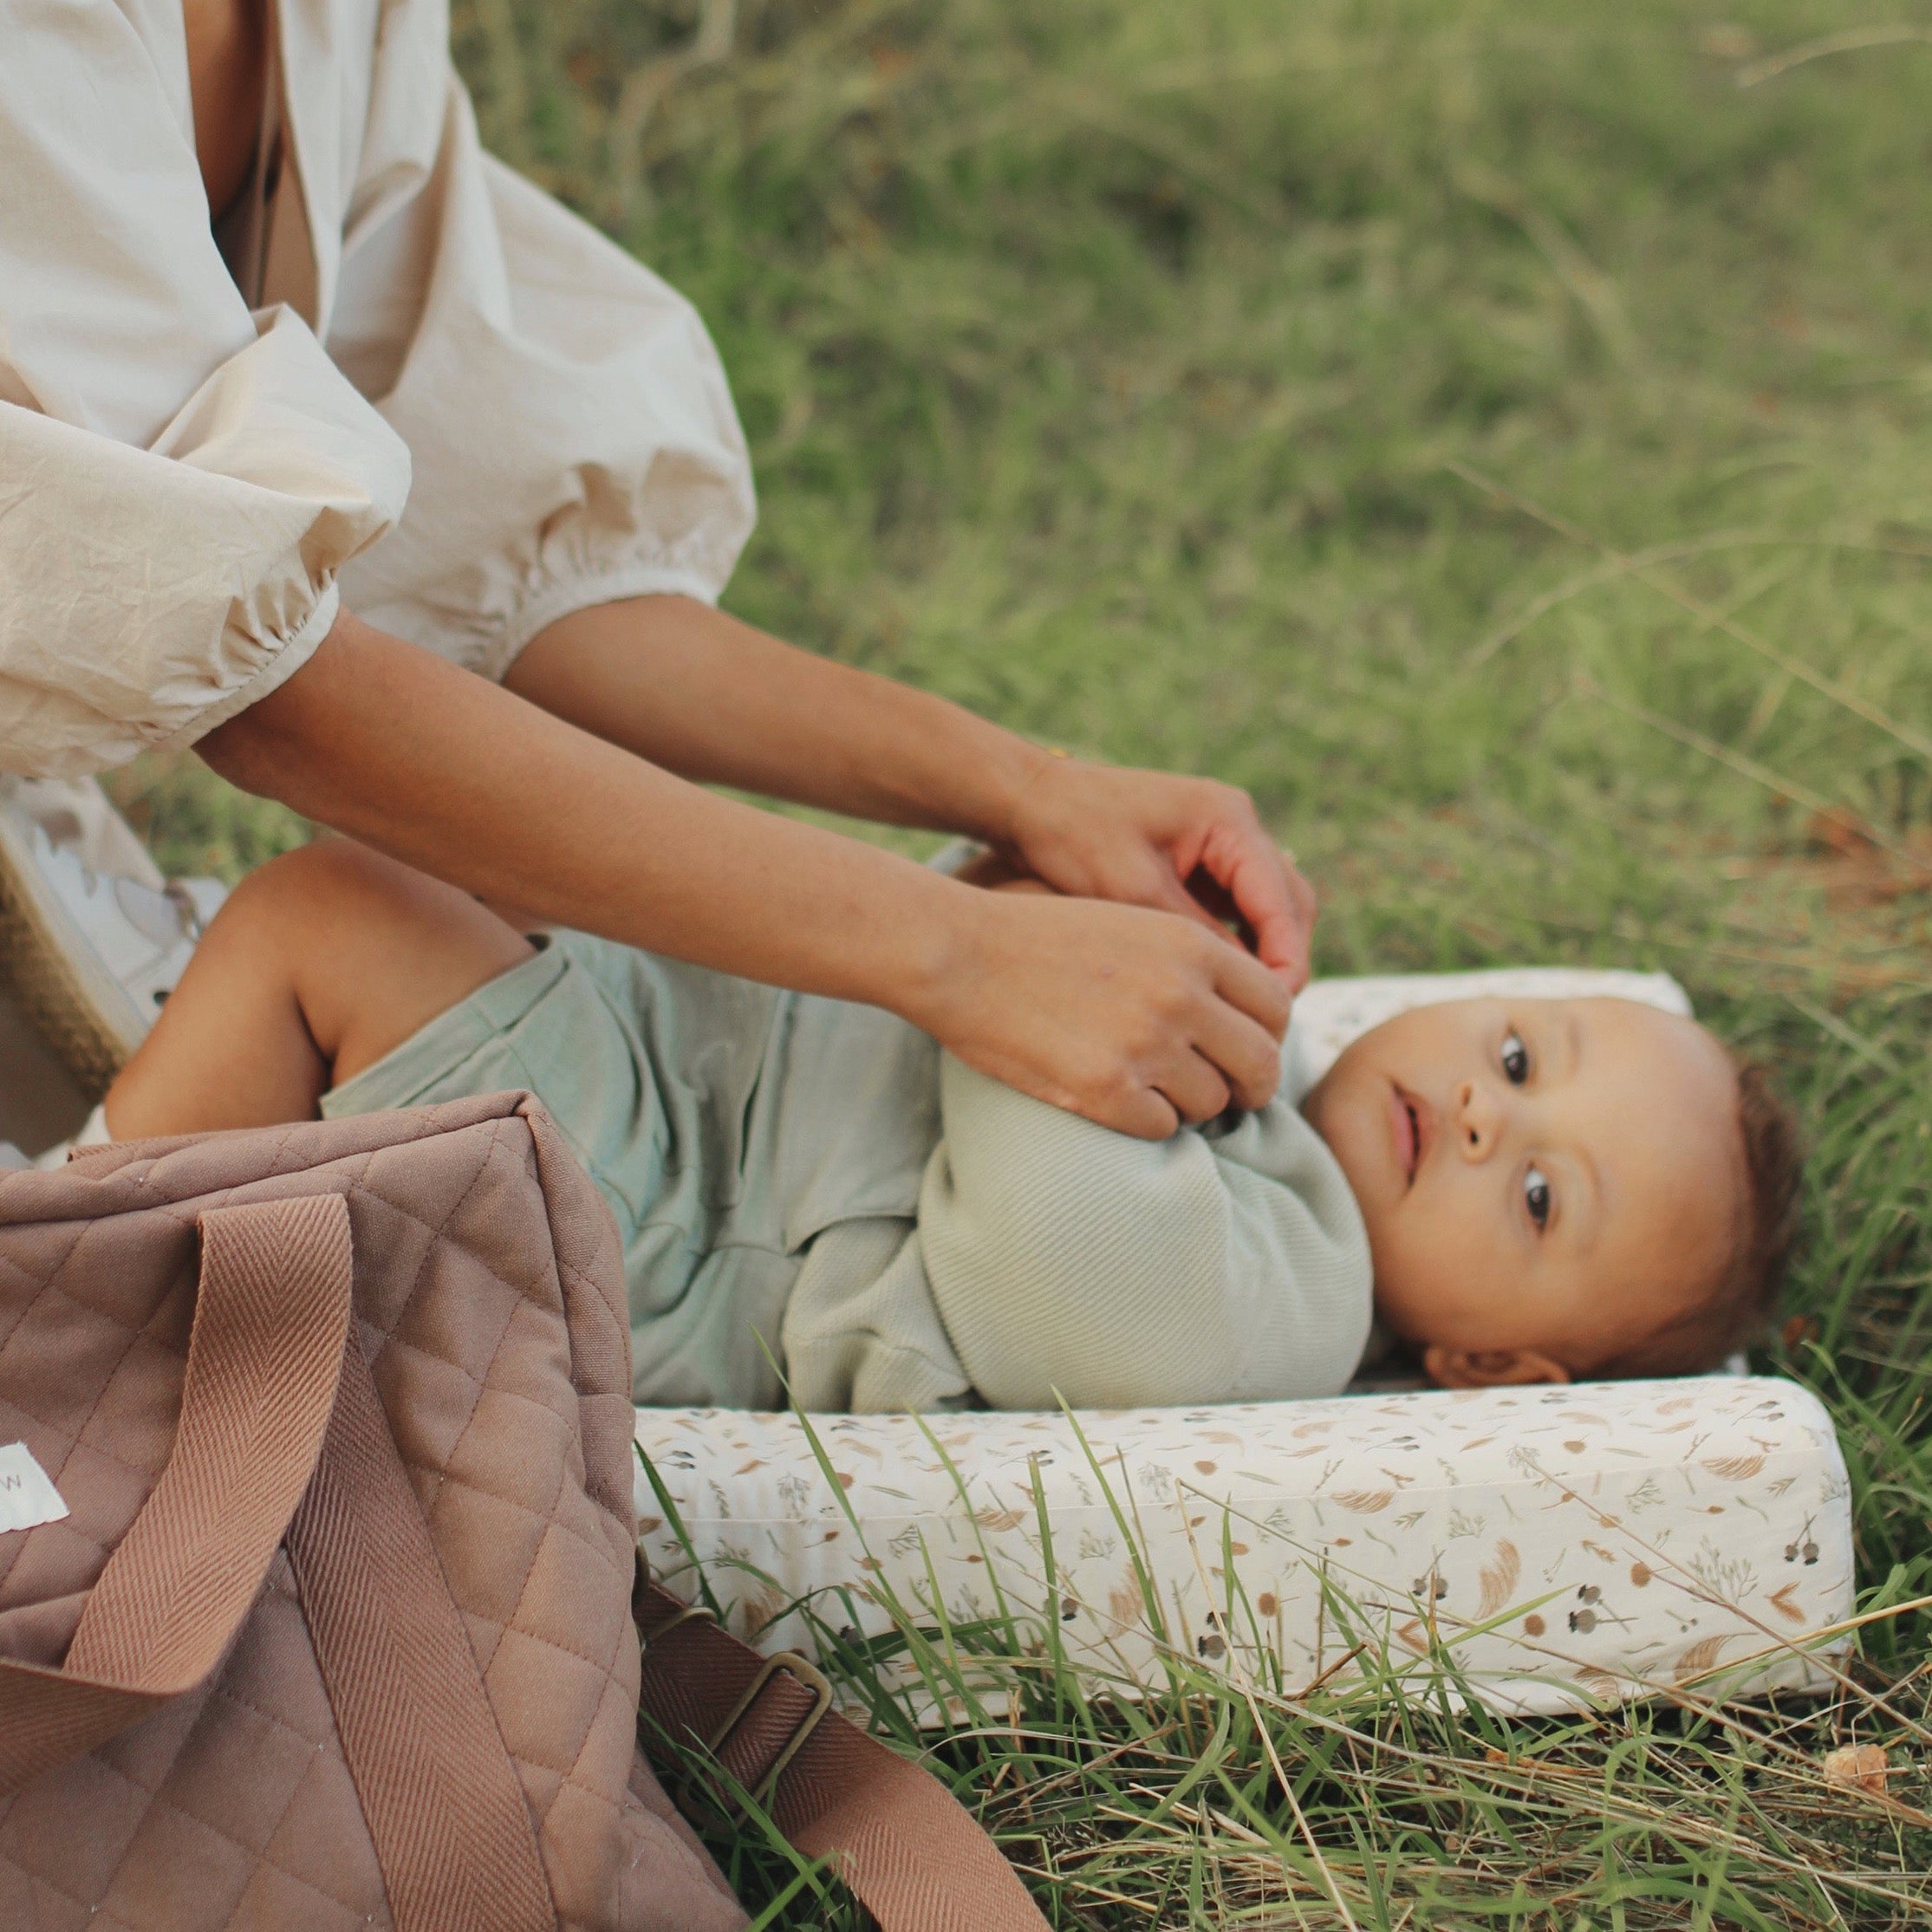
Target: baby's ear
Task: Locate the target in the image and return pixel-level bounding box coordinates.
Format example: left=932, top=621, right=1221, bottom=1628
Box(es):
left=1422, top=1345, right=1571, bottom=1389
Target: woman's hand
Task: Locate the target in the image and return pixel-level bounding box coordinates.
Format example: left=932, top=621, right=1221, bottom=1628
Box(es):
left=511, top=598, right=1316, bottom=995
left=942, top=759, right=1317, bottom=1131
left=914, top=887, right=1294, bottom=1138
left=992, top=756, right=1318, bottom=991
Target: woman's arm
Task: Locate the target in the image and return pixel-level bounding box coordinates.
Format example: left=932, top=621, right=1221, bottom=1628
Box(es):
left=507, top=595, right=1317, bottom=985
left=506, top=593, right=1048, bottom=835
left=200, top=610, right=1293, bottom=1136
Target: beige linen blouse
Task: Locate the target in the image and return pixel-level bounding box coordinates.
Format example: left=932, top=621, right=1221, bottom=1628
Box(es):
left=0, top=0, right=756, bottom=777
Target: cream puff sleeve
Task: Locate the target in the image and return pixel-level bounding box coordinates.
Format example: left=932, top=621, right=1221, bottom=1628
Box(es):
left=329, top=76, right=758, bottom=680
left=0, top=0, right=411, bottom=779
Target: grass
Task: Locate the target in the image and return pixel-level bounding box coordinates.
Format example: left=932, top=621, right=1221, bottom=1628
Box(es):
left=109, top=0, right=1932, bottom=1921
left=639, top=1415, right=1932, bottom=1929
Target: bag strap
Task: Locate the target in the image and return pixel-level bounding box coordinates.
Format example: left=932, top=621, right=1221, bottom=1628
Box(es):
left=0, top=1194, right=355, bottom=1792
left=636, top=1576, right=1049, bottom=1932
left=286, top=1327, right=556, bottom=1932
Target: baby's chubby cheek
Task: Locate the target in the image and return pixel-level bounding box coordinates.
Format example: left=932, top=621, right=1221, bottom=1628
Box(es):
left=1357, top=1198, right=1521, bottom=1349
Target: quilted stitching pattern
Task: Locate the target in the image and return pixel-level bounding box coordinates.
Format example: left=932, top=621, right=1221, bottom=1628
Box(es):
left=0, top=1094, right=741, bottom=1932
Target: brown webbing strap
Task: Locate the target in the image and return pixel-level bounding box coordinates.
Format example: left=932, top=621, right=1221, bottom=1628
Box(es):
left=636, top=1577, right=1048, bottom=1932
left=288, top=1330, right=556, bottom=1932
left=0, top=1195, right=354, bottom=1792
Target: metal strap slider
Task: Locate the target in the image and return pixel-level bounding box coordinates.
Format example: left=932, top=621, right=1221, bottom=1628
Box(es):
left=707, top=1650, right=834, bottom=1805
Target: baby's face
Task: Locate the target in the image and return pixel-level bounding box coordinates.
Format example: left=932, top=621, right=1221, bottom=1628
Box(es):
left=1300, top=998, right=1743, bottom=1383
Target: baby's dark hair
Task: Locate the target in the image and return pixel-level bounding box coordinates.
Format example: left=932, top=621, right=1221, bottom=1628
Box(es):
left=1596, top=1057, right=1804, bottom=1378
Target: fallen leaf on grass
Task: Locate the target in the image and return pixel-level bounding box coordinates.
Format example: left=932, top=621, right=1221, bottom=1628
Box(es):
left=1484, top=1747, right=1585, bottom=1777
left=1805, top=810, right=1932, bottom=905
left=1823, top=1744, right=1890, bottom=1797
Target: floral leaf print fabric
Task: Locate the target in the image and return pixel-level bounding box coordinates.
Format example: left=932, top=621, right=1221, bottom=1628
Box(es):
left=635, top=1376, right=1852, bottom=1717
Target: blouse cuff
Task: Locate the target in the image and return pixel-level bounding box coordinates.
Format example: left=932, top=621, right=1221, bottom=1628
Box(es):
left=147, top=582, right=341, bottom=758
left=486, top=561, right=725, bottom=684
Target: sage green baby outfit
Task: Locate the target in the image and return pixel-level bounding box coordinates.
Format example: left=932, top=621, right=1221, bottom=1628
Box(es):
left=322, top=929, right=1372, bottom=1409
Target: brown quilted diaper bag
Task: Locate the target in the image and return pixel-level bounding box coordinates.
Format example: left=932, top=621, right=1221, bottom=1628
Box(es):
left=0, top=1091, right=1048, bottom=1932
left=0, top=1092, right=747, bottom=1930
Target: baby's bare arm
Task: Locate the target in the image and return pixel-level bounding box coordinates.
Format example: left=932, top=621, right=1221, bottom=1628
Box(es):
left=104, top=842, right=530, bottom=1138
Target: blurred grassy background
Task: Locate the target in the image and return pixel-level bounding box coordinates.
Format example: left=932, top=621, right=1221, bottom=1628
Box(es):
left=108, top=1, right=1932, bottom=1920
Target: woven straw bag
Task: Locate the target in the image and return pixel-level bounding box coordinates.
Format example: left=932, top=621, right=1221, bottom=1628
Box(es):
left=0, top=1092, right=1043, bottom=1931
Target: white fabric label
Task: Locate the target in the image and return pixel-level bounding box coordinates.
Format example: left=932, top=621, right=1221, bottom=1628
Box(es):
left=0, top=1441, right=68, bottom=1534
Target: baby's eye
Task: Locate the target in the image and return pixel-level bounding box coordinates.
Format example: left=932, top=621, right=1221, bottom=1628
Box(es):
left=1500, top=1030, right=1530, bottom=1084
left=1524, top=1164, right=1551, bottom=1230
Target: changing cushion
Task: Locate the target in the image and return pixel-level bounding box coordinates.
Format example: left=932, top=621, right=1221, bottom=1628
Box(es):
left=635, top=1376, right=1853, bottom=1715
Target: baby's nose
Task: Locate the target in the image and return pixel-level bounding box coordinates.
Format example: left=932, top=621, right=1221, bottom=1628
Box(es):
left=1454, top=1079, right=1501, bottom=1160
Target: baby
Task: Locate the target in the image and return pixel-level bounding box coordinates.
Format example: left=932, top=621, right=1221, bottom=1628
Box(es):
left=97, top=841, right=1801, bottom=1409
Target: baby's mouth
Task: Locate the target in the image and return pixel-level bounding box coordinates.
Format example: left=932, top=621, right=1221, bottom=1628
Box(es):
left=1389, top=1083, right=1428, bottom=1186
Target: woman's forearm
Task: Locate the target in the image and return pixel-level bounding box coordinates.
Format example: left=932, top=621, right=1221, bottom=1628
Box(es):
left=505, top=593, right=1052, bottom=842
left=199, top=612, right=972, bottom=1011
left=202, top=608, right=1303, bottom=1140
